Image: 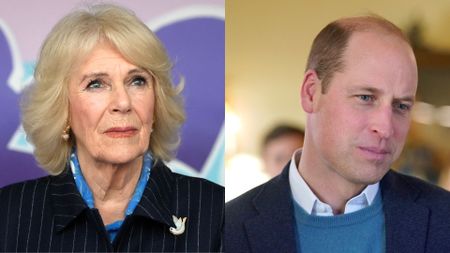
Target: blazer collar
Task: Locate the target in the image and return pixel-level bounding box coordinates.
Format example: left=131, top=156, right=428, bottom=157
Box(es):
left=381, top=170, right=429, bottom=253
left=244, top=164, right=298, bottom=253
left=49, top=167, right=89, bottom=232
left=133, top=160, right=175, bottom=228
left=50, top=160, right=176, bottom=232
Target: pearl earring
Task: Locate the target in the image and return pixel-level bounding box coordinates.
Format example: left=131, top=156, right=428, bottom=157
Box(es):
left=62, top=125, right=71, bottom=141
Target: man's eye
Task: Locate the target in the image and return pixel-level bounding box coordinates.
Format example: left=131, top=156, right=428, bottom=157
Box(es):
left=358, top=95, right=374, bottom=102
left=395, top=103, right=411, bottom=113
left=85, top=79, right=104, bottom=90
left=131, top=76, right=147, bottom=87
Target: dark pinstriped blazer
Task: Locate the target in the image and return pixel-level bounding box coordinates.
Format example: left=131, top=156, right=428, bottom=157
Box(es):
left=0, top=160, right=224, bottom=252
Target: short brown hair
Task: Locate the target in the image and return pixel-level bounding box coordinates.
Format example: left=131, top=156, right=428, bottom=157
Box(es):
left=305, top=16, right=410, bottom=93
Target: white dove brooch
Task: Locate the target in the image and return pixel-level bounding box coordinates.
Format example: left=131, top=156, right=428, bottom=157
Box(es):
left=169, top=215, right=187, bottom=235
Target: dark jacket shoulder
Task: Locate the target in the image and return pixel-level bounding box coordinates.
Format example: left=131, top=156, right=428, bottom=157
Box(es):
left=0, top=175, right=55, bottom=210
left=226, top=175, right=277, bottom=220
left=378, top=170, right=450, bottom=253
left=383, top=170, right=450, bottom=202
left=382, top=169, right=450, bottom=216
left=155, top=161, right=224, bottom=215
left=226, top=166, right=290, bottom=216
left=0, top=175, right=53, bottom=192
left=172, top=170, right=224, bottom=192
left=225, top=165, right=297, bottom=253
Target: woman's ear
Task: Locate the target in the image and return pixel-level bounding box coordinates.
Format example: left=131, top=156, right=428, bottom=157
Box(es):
left=300, top=69, right=321, bottom=113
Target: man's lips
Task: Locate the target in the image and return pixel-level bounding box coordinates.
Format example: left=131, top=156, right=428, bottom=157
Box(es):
left=104, top=127, right=138, bottom=138
left=358, top=146, right=391, bottom=160
left=359, top=147, right=390, bottom=154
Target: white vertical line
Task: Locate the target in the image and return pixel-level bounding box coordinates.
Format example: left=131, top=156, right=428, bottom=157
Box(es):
left=197, top=181, right=202, bottom=251
left=37, top=179, right=50, bottom=251
left=15, top=182, right=26, bottom=251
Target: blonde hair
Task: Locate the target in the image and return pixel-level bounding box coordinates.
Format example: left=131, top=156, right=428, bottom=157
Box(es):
left=22, top=4, right=185, bottom=174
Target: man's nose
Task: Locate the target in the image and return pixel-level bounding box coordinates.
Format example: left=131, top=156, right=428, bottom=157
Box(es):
left=370, top=106, right=394, bottom=139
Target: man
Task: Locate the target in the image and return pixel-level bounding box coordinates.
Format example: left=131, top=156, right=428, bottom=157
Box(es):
left=226, top=16, right=450, bottom=253
left=262, top=124, right=304, bottom=177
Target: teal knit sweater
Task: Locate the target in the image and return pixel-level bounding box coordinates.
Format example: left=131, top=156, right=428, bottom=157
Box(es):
left=293, top=191, right=385, bottom=253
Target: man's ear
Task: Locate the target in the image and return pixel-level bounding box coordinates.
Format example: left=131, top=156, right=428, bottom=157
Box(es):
left=301, top=69, right=321, bottom=113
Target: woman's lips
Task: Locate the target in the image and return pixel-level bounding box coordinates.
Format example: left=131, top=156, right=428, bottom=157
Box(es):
left=104, top=127, right=138, bottom=138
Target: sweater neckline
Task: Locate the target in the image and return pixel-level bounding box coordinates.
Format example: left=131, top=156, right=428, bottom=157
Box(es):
left=293, top=190, right=383, bottom=228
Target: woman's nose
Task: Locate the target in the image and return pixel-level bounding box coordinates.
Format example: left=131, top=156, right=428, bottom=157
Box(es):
left=110, top=85, right=132, bottom=113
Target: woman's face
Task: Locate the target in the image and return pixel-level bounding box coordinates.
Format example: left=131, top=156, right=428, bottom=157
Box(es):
left=68, top=44, right=155, bottom=166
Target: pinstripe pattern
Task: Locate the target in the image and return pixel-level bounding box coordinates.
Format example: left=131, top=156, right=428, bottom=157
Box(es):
left=0, top=160, right=224, bottom=252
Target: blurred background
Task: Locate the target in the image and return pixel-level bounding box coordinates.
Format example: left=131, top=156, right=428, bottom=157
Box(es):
left=0, top=0, right=224, bottom=187
left=226, top=0, right=450, bottom=201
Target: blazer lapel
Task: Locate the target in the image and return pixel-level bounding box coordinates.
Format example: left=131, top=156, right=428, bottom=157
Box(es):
left=133, top=160, right=175, bottom=228
left=49, top=168, right=89, bottom=232
left=381, top=170, right=429, bottom=253
left=244, top=165, right=297, bottom=253
left=51, top=161, right=176, bottom=232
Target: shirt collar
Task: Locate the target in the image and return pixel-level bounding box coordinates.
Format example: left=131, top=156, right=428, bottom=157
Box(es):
left=289, top=149, right=379, bottom=216
left=70, top=150, right=152, bottom=216
left=50, top=157, right=176, bottom=233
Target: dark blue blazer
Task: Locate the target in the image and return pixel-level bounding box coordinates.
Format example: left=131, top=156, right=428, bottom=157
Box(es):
left=0, top=160, right=224, bottom=252
left=225, top=163, right=450, bottom=253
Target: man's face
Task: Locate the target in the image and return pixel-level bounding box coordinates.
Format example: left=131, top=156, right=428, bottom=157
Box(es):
left=307, top=31, right=418, bottom=186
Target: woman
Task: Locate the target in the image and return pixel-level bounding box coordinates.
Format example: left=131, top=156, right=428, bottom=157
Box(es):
left=0, top=4, right=224, bottom=252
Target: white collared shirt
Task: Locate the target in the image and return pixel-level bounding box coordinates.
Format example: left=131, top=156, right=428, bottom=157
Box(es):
left=289, top=149, right=379, bottom=216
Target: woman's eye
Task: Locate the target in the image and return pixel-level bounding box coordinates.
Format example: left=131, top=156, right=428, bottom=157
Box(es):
left=85, top=79, right=104, bottom=90
left=131, top=76, right=147, bottom=87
